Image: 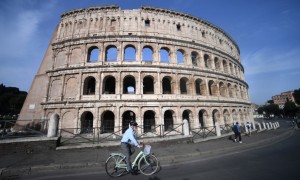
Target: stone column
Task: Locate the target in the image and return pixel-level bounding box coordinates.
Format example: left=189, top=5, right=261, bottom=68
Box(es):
left=47, top=113, right=59, bottom=137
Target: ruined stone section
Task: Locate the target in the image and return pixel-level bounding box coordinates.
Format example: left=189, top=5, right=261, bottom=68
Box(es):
left=18, top=5, right=253, bottom=137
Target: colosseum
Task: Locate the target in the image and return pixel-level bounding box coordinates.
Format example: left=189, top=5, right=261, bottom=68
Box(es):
left=18, top=5, right=253, bottom=139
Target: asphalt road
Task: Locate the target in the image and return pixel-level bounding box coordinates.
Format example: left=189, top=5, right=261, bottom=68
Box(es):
left=19, top=129, right=300, bottom=180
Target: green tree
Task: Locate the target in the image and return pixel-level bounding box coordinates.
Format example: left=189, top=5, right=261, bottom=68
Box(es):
left=284, top=100, right=297, bottom=118
left=293, top=88, right=300, bottom=105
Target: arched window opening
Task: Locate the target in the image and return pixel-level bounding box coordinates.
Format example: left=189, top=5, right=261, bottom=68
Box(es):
left=101, top=111, right=115, bottom=133
left=223, top=60, right=228, bottom=73
left=87, top=46, right=99, bottom=62
left=123, top=76, right=136, bottom=94
left=212, top=109, right=220, bottom=126
left=83, top=77, right=96, bottom=95
left=214, top=57, right=220, bottom=71
left=202, top=31, right=206, bottom=38
left=228, top=84, right=234, bottom=98
left=199, top=110, right=207, bottom=127
left=105, top=46, right=117, bottom=61
left=177, top=50, right=184, bottom=64
left=219, top=82, right=227, bottom=97
left=191, top=51, right=199, bottom=66
left=81, top=111, right=93, bottom=134
left=102, top=76, right=115, bottom=94
left=182, top=110, right=192, bottom=129
left=142, top=46, right=153, bottom=61
left=164, top=110, right=174, bottom=131
left=208, top=80, right=218, bottom=96
left=122, top=111, right=135, bottom=133
left=223, top=110, right=230, bottom=125
left=229, top=63, right=233, bottom=75
left=143, top=76, right=154, bottom=94
left=160, top=48, right=170, bottom=63
left=162, top=77, right=172, bottom=94
left=180, top=77, right=188, bottom=94
left=204, top=54, right=209, bottom=68
left=144, top=111, right=155, bottom=133
left=124, top=45, right=136, bottom=61
left=195, top=79, right=202, bottom=95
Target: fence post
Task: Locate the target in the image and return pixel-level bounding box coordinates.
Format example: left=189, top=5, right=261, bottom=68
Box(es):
left=183, top=119, right=189, bottom=136
left=47, top=113, right=59, bottom=137
left=215, top=122, right=221, bottom=136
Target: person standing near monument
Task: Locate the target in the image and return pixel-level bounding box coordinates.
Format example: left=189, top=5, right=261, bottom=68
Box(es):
left=233, top=122, right=242, bottom=143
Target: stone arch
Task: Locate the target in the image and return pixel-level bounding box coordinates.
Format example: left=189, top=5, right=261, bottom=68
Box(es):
left=101, top=110, right=115, bottom=133
left=124, top=44, right=136, bottom=61
left=122, top=110, right=136, bottom=133
left=160, top=47, right=170, bottom=63
left=142, top=45, right=153, bottom=61
left=162, top=76, right=173, bottom=94
left=176, top=49, right=185, bottom=64
left=83, top=76, right=96, bottom=95
left=180, top=77, right=190, bottom=94
left=87, top=46, right=99, bottom=62
left=198, top=109, right=208, bottom=127
left=123, top=75, right=136, bottom=94
left=143, top=75, right=154, bottom=94
left=143, top=110, right=156, bottom=133
left=55, top=50, right=67, bottom=68
left=65, top=77, right=77, bottom=99
left=182, top=109, right=193, bottom=129
left=223, top=109, right=230, bottom=125
left=208, top=80, right=218, bottom=96
left=214, top=57, right=221, bottom=71
left=61, top=111, right=75, bottom=132
left=191, top=51, right=200, bottom=66
left=164, top=110, right=175, bottom=131
left=102, top=75, right=116, bottom=94
left=105, top=45, right=118, bottom=61
left=212, top=109, right=220, bottom=126
left=80, top=111, right=93, bottom=134
left=204, top=54, right=210, bottom=69
left=70, top=47, right=82, bottom=65
left=232, top=109, right=238, bottom=123
left=219, top=81, right=227, bottom=97
left=49, top=79, right=62, bottom=99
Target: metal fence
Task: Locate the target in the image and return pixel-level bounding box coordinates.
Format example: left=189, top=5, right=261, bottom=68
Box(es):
left=58, top=123, right=184, bottom=146
left=0, top=119, right=49, bottom=139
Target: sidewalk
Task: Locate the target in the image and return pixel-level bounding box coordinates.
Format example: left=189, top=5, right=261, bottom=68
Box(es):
left=0, top=126, right=294, bottom=178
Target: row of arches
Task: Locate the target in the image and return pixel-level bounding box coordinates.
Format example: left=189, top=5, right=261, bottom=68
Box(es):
left=64, top=107, right=250, bottom=135
left=84, top=45, right=243, bottom=78
left=79, top=74, right=248, bottom=99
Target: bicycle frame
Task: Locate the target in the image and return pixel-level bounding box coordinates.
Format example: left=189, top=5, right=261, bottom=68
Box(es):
left=111, top=149, right=147, bottom=170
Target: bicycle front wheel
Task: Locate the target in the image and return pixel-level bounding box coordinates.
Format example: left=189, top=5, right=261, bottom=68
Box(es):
left=105, top=155, right=126, bottom=177
left=138, top=154, right=159, bottom=175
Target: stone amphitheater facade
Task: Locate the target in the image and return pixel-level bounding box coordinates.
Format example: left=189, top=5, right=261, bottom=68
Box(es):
left=18, top=5, right=253, bottom=136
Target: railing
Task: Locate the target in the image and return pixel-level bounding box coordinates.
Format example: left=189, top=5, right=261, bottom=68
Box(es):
left=0, top=119, right=49, bottom=139
left=58, top=123, right=184, bottom=146
left=191, top=126, right=217, bottom=140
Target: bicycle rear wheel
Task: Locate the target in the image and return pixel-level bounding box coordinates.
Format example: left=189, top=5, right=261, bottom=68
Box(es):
left=105, top=155, right=126, bottom=177
left=138, top=154, right=159, bottom=175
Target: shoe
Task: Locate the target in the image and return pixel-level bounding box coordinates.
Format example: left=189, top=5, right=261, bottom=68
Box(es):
left=239, top=141, right=242, bottom=143
left=234, top=139, right=237, bottom=142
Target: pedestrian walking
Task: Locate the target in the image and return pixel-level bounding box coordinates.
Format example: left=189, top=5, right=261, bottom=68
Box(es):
left=246, top=122, right=252, bottom=136
left=233, top=122, right=242, bottom=143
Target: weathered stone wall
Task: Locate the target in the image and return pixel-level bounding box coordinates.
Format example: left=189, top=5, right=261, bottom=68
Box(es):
left=18, top=5, right=253, bottom=136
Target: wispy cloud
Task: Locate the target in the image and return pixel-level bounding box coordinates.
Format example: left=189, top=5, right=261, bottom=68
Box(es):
left=242, top=47, right=300, bottom=76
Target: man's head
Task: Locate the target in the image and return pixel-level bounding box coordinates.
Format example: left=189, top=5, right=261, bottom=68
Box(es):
left=130, top=121, right=138, bottom=130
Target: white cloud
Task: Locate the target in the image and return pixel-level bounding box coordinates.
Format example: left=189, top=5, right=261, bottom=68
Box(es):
left=242, top=47, right=300, bottom=76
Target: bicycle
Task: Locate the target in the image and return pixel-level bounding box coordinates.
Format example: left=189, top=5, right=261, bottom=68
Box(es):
left=105, top=144, right=159, bottom=177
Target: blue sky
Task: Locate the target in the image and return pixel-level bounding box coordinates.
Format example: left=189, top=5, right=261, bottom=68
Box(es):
left=0, top=0, right=299, bottom=105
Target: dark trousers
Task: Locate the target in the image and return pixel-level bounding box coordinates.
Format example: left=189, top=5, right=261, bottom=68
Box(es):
left=235, top=132, right=242, bottom=141
left=121, top=143, right=134, bottom=171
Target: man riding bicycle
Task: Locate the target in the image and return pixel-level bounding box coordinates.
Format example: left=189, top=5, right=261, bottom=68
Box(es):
left=121, top=121, right=142, bottom=175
